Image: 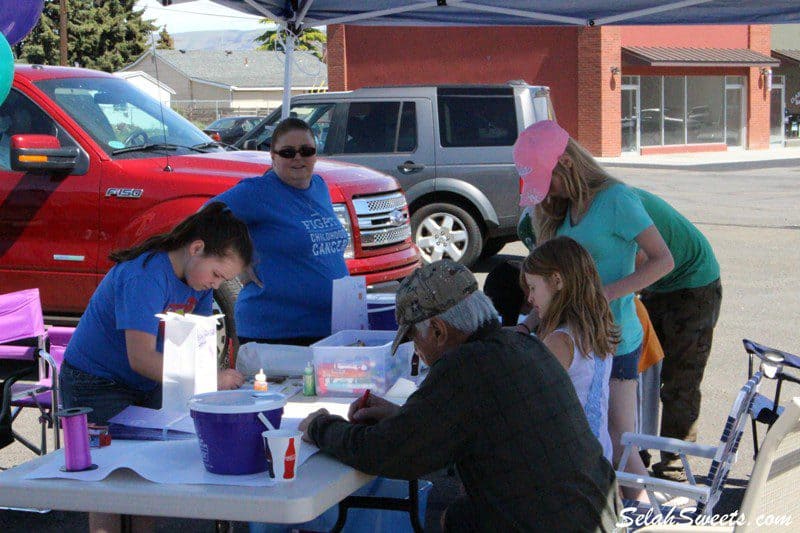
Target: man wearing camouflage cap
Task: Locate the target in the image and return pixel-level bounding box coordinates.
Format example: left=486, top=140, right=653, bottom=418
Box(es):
left=300, top=260, right=619, bottom=532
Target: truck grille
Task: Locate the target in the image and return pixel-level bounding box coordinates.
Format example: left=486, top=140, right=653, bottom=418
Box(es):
left=352, top=192, right=411, bottom=249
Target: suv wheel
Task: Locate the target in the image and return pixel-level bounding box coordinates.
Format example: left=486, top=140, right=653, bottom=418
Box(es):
left=213, top=278, right=242, bottom=369
left=412, top=203, right=482, bottom=267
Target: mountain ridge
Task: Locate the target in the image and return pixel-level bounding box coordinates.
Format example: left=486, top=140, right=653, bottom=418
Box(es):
left=171, top=29, right=264, bottom=51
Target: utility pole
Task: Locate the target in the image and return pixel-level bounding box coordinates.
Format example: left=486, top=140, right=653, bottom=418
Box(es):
left=59, top=0, right=68, bottom=66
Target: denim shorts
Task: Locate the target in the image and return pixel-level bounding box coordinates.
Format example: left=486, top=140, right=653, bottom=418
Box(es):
left=610, top=345, right=642, bottom=381
left=59, top=361, right=161, bottom=425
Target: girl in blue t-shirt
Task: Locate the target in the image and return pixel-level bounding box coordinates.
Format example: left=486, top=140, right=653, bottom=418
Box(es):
left=513, top=121, right=673, bottom=500
left=60, top=202, right=254, bottom=425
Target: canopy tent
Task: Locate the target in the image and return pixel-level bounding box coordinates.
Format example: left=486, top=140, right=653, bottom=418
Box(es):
left=167, top=1, right=800, bottom=26
left=162, top=0, right=800, bottom=115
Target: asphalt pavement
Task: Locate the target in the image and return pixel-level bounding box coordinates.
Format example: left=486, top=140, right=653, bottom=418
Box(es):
left=3, top=147, right=800, bottom=531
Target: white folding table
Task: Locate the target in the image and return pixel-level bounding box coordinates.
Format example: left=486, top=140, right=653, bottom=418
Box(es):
left=0, top=450, right=373, bottom=524
left=0, top=384, right=423, bottom=529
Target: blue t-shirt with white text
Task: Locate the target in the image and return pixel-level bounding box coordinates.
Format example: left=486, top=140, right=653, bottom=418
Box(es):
left=211, top=170, right=349, bottom=340
left=65, top=252, right=213, bottom=392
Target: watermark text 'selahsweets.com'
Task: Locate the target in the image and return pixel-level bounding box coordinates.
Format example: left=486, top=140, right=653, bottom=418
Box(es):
left=617, top=507, right=794, bottom=528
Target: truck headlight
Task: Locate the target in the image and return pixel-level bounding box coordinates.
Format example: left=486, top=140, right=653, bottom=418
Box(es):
left=332, top=203, right=354, bottom=259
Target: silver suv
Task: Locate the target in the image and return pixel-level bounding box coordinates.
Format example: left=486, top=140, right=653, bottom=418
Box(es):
left=236, top=81, right=554, bottom=266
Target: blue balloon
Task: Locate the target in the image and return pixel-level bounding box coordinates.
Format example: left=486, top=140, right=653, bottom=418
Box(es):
left=0, top=32, right=13, bottom=107
left=0, top=0, right=44, bottom=46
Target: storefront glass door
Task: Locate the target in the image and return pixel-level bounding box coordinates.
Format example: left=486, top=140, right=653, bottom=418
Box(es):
left=621, top=78, right=639, bottom=152
left=724, top=81, right=744, bottom=147
left=771, top=76, right=785, bottom=145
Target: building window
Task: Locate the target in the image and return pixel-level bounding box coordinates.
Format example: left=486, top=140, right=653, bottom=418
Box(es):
left=635, top=75, right=731, bottom=147
left=687, top=76, right=725, bottom=144
left=640, top=76, right=663, bottom=146
left=664, top=77, right=686, bottom=145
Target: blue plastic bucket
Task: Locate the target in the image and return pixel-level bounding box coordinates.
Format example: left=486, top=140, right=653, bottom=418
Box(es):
left=367, top=294, right=397, bottom=331
left=189, top=390, right=286, bottom=475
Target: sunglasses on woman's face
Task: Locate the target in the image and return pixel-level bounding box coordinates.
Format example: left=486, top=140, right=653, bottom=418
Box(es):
left=274, top=145, right=317, bottom=159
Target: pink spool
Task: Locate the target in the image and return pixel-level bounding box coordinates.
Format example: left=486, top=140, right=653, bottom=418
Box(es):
left=57, top=407, right=97, bottom=472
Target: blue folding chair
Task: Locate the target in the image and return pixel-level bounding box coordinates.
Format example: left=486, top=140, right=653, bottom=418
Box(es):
left=742, top=339, right=800, bottom=456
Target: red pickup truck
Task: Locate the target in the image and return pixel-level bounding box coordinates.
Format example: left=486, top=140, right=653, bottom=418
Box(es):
left=0, top=65, right=419, bottom=362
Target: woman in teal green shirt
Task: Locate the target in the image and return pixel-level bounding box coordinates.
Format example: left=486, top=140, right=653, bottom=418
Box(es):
left=513, top=120, right=673, bottom=500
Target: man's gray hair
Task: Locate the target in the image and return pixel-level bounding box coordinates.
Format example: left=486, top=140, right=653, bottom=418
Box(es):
left=417, top=291, right=499, bottom=336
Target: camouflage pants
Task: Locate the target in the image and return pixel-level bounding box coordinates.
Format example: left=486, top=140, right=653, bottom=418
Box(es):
left=641, top=279, right=722, bottom=459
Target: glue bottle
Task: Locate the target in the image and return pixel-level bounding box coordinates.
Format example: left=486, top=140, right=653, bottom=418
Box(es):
left=303, top=362, right=316, bottom=396
left=254, top=368, right=268, bottom=391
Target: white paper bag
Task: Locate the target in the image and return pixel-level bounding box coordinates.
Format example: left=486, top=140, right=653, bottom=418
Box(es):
left=157, top=312, right=221, bottom=413
left=331, top=276, right=368, bottom=333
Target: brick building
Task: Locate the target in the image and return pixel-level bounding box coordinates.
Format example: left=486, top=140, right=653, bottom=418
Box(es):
left=326, top=24, right=778, bottom=156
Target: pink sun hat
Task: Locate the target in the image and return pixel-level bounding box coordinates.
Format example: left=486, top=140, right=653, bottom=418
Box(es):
left=513, top=120, right=569, bottom=207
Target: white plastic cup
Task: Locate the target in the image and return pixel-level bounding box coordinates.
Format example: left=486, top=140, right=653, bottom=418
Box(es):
left=262, top=429, right=302, bottom=481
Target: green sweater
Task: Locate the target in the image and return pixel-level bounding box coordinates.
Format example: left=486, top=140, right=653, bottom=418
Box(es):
left=633, top=188, right=719, bottom=292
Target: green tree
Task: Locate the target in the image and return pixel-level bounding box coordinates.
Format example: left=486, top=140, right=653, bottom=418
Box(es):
left=256, top=23, right=327, bottom=62
left=156, top=26, right=174, bottom=50
left=19, top=0, right=156, bottom=72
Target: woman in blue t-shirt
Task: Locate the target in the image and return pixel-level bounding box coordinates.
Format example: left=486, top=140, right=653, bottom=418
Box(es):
left=211, top=118, right=349, bottom=346
left=60, top=203, right=254, bottom=425
left=513, top=121, right=674, bottom=500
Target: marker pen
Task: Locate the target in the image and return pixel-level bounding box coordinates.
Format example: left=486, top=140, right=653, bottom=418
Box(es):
left=358, top=388, right=371, bottom=411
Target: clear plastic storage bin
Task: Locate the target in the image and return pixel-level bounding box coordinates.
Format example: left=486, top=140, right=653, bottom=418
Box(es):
left=311, top=330, right=412, bottom=396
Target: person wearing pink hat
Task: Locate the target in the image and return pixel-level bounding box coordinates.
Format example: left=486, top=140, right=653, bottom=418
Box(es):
left=513, top=120, right=674, bottom=501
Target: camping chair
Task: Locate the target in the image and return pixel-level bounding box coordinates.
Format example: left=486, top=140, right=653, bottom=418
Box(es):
left=635, top=396, right=800, bottom=532
left=9, top=326, right=73, bottom=454
left=741, top=339, right=800, bottom=457
left=616, top=371, right=763, bottom=520
left=0, top=289, right=60, bottom=455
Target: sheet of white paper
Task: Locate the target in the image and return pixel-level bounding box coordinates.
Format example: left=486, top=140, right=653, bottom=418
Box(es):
left=166, top=413, right=196, bottom=434
left=25, top=419, right=318, bottom=487
left=384, top=377, right=419, bottom=402
left=108, top=406, right=193, bottom=432
left=331, top=276, right=368, bottom=333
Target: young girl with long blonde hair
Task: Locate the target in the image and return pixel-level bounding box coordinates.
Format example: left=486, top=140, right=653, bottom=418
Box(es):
left=521, top=236, right=618, bottom=462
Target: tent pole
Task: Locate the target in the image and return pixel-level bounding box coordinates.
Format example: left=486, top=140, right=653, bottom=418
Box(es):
left=281, top=31, right=296, bottom=119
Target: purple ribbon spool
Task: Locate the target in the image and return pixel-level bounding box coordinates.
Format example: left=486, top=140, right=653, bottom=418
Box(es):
left=57, top=407, right=97, bottom=472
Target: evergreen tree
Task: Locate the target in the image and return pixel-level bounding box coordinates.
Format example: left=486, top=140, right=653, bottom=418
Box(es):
left=19, top=0, right=156, bottom=72
left=256, top=23, right=327, bottom=62
left=157, top=26, right=174, bottom=50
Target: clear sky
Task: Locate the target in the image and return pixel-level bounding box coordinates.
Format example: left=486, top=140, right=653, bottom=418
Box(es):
left=137, top=0, right=267, bottom=33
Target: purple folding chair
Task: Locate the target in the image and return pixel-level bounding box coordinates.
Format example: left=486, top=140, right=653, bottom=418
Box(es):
left=0, top=289, right=61, bottom=455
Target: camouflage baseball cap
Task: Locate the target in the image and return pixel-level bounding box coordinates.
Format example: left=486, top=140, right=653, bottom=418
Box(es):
left=391, top=260, right=478, bottom=354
